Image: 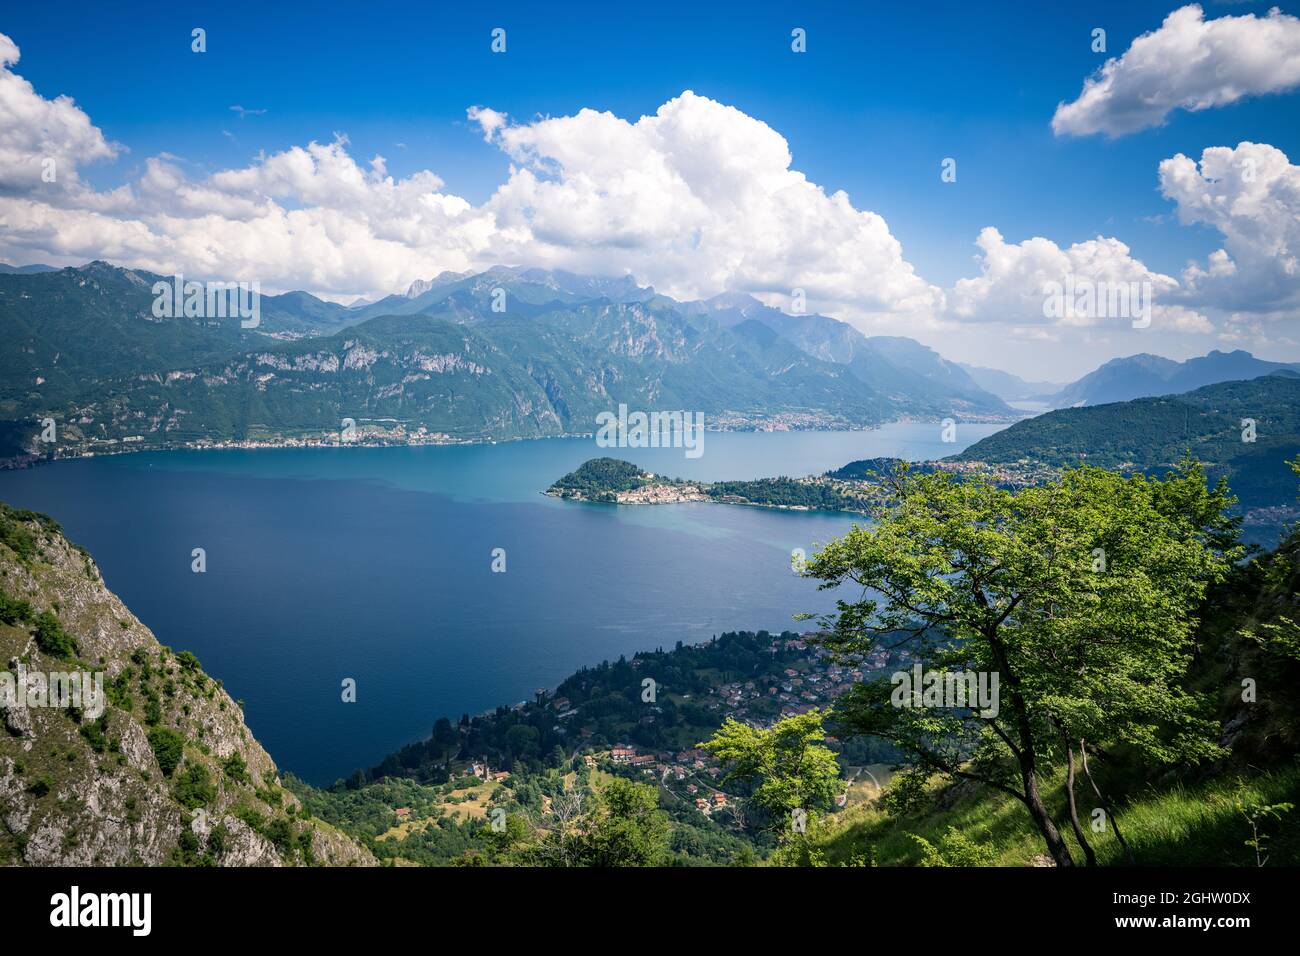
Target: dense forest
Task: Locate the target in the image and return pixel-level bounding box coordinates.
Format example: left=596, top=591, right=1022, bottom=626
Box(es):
left=546, top=457, right=657, bottom=501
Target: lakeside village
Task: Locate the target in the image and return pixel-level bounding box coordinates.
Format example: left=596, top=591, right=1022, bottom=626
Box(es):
left=373, top=631, right=898, bottom=826
left=549, top=456, right=1064, bottom=514
left=615, top=464, right=1059, bottom=507
left=2, top=412, right=905, bottom=470
left=4, top=421, right=462, bottom=467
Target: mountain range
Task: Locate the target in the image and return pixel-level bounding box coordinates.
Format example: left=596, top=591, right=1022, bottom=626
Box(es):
left=691, top=292, right=1009, bottom=414
left=955, top=373, right=1300, bottom=511
left=957, top=363, right=1062, bottom=403
left=1042, top=350, right=1300, bottom=408
left=10, top=260, right=1300, bottom=467
left=0, top=262, right=1013, bottom=458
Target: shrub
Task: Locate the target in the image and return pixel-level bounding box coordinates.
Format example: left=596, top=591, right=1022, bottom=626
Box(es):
left=79, top=717, right=109, bottom=754
left=222, top=752, right=250, bottom=785
left=264, top=816, right=293, bottom=851
left=206, top=823, right=229, bottom=858
left=0, top=591, right=32, bottom=625
left=147, top=727, right=185, bottom=777
left=172, top=762, right=216, bottom=810
left=0, top=506, right=41, bottom=560
left=233, top=805, right=265, bottom=832
left=910, top=827, right=997, bottom=867
left=31, top=610, right=78, bottom=659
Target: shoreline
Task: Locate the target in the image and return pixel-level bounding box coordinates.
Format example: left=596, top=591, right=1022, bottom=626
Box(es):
left=542, top=486, right=873, bottom=518
left=1, top=417, right=1017, bottom=472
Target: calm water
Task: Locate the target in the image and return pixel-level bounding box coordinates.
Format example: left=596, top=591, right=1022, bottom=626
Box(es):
left=0, top=424, right=1002, bottom=783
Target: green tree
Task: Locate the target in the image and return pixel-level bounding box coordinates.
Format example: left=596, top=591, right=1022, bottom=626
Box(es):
left=32, top=610, right=78, bottom=659
left=570, top=778, right=669, bottom=867
left=701, top=710, right=840, bottom=837
left=486, top=811, right=529, bottom=857
left=172, top=761, right=217, bottom=809
left=802, top=461, right=1241, bottom=866
left=147, top=727, right=185, bottom=777
left=504, top=724, right=540, bottom=761
left=432, top=717, right=459, bottom=767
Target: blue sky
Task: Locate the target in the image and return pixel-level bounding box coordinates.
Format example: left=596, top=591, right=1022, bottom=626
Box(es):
left=2, top=1, right=1299, bottom=377
left=5, top=0, right=1293, bottom=282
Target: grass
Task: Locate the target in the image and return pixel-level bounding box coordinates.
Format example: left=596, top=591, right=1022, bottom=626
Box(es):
left=814, top=760, right=1300, bottom=867
left=374, top=780, right=500, bottom=842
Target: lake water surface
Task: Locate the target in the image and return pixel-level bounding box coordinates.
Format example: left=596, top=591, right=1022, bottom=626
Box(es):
left=0, top=424, right=1003, bottom=783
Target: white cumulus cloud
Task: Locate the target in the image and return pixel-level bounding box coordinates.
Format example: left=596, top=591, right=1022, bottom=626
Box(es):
left=1052, top=4, right=1300, bottom=138
left=945, top=227, right=1210, bottom=332
left=469, top=92, right=943, bottom=317
left=1159, top=141, right=1300, bottom=314
left=0, top=33, right=119, bottom=193
left=0, top=40, right=940, bottom=316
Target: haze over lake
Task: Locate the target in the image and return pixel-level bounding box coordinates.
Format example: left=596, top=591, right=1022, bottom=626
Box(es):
left=0, top=423, right=1002, bottom=783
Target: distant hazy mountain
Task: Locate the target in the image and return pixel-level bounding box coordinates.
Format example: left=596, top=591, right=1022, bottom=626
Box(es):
left=693, top=293, right=1010, bottom=416
left=1047, top=350, right=1300, bottom=408
left=259, top=290, right=351, bottom=332
left=957, top=363, right=1062, bottom=402
left=862, top=337, right=1010, bottom=413
left=369, top=266, right=655, bottom=321
left=0, top=262, right=59, bottom=274
left=358, top=278, right=1007, bottom=416
left=403, top=271, right=469, bottom=298
left=954, top=373, right=1300, bottom=511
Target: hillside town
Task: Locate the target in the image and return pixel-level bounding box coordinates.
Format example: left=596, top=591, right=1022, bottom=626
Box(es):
left=549, top=634, right=894, bottom=816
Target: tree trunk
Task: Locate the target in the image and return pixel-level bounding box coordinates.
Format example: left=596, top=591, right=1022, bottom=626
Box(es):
left=1080, top=739, right=1134, bottom=864
left=984, top=622, right=1075, bottom=867
left=1064, top=740, right=1096, bottom=866
left=1021, top=763, right=1074, bottom=866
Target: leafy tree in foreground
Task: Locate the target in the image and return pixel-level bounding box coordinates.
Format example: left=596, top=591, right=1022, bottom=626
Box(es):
left=570, top=778, right=669, bottom=867
left=523, top=777, right=668, bottom=867
left=802, top=460, right=1241, bottom=866
left=701, top=710, right=840, bottom=839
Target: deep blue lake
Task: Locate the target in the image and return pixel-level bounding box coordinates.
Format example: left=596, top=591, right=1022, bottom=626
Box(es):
left=0, top=424, right=1003, bottom=783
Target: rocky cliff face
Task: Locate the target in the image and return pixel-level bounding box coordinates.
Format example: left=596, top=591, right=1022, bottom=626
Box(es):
left=0, top=503, right=374, bottom=866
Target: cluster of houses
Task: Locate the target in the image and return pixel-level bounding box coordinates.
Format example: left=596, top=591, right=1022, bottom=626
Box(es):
left=702, top=637, right=890, bottom=725
left=502, top=634, right=901, bottom=823
left=549, top=696, right=579, bottom=722
left=570, top=636, right=904, bottom=820
left=694, top=792, right=728, bottom=814
left=608, top=747, right=657, bottom=768
left=596, top=743, right=742, bottom=816
left=929, top=458, right=1056, bottom=488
